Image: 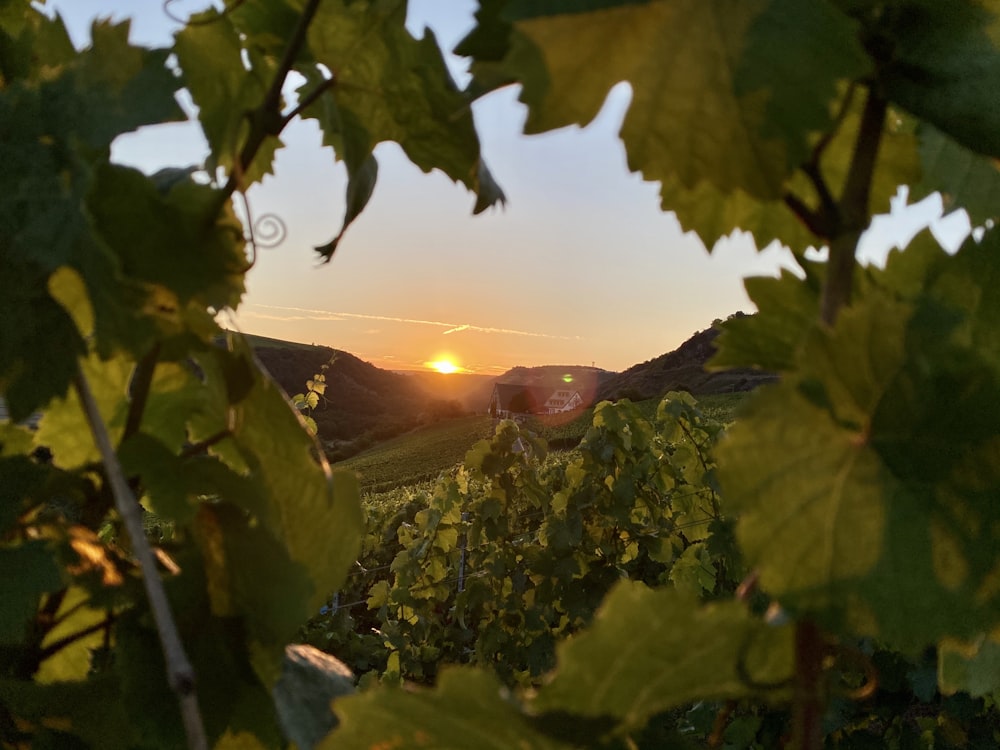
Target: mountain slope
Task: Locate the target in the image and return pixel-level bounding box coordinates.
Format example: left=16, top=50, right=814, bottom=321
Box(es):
left=596, top=317, right=776, bottom=401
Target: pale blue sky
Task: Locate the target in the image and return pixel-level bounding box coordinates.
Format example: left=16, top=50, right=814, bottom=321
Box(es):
left=52, top=1, right=969, bottom=373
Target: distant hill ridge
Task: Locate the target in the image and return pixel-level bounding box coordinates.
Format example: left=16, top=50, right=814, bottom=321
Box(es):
left=596, top=315, right=776, bottom=401
left=239, top=317, right=770, bottom=459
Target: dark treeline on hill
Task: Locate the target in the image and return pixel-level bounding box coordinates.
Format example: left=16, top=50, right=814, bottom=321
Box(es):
left=247, top=315, right=772, bottom=460
left=596, top=314, right=777, bottom=402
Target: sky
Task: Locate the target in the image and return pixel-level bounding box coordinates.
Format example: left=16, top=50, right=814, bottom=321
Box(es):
left=54, top=1, right=971, bottom=375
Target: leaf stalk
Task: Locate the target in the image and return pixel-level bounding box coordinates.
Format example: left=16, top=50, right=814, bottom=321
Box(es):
left=74, top=368, right=208, bottom=750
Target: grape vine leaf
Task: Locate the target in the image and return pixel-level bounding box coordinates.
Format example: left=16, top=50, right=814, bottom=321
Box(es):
left=173, top=9, right=282, bottom=185
left=36, top=585, right=109, bottom=682
left=709, top=266, right=822, bottom=372
left=877, top=0, right=1000, bottom=161
left=0, top=543, right=62, bottom=643
left=34, top=352, right=133, bottom=469
left=461, top=1, right=917, bottom=255
left=938, top=630, right=1000, bottom=697
left=719, top=235, right=1000, bottom=650
left=191, top=342, right=364, bottom=616
left=195, top=502, right=315, bottom=656
left=911, top=125, right=1000, bottom=227
left=322, top=667, right=574, bottom=749
left=476, top=0, right=793, bottom=199
left=303, top=0, right=505, bottom=260
left=0, top=675, right=134, bottom=750
left=68, top=20, right=184, bottom=146
left=532, top=582, right=793, bottom=728
left=1, top=15, right=183, bottom=416
left=732, top=0, right=870, bottom=170
left=87, top=164, right=247, bottom=313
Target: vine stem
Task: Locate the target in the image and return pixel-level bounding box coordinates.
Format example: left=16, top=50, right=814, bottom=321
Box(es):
left=788, top=85, right=888, bottom=750
left=220, top=0, right=324, bottom=203
left=821, top=86, right=887, bottom=325
left=790, top=620, right=825, bottom=750
left=74, top=369, right=208, bottom=750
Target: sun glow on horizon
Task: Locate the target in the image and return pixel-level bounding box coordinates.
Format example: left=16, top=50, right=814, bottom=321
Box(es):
left=426, top=358, right=459, bottom=375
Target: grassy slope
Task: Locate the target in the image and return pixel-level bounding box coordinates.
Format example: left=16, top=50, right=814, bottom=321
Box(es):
left=337, top=415, right=497, bottom=492
left=339, top=393, right=749, bottom=494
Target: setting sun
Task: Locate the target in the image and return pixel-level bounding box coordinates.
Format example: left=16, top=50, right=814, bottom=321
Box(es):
left=427, top=359, right=459, bottom=374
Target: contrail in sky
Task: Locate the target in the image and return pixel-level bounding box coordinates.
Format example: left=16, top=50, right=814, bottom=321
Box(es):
left=248, top=304, right=582, bottom=341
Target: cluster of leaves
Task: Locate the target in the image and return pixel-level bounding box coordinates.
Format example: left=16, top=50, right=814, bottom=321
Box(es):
left=0, top=0, right=504, bottom=744
left=5, top=0, right=1000, bottom=747
left=315, top=395, right=739, bottom=690
left=291, top=358, right=332, bottom=435
left=318, top=1, right=1000, bottom=748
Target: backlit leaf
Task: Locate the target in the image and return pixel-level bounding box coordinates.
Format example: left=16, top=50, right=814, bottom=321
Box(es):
left=173, top=9, right=281, bottom=184
left=912, top=125, right=1000, bottom=227
left=720, top=235, right=1000, bottom=649
left=304, top=0, right=504, bottom=261
left=533, top=582, right=793, bottom=727
left=323, top=667, right=572, bottom=749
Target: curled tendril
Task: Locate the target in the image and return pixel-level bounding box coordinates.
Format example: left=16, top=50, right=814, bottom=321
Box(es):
left=251, top=214, right=287, bottom=249
left=239, top=189, right=287, bottom=270
left=827, top=642, right=879, bottom=701
left=163, top=0, right=248, bottom=26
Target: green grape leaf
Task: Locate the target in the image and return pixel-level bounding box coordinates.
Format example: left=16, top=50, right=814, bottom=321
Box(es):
left=479, top=0, right=884, bottom=193
left=0, top=261, right=87, bottom=421
left=668, top=543, right=717, bottom=595
left=313, top=152, right=379, bottom=261
left=491, top=0, right=791, bottom=199
left=87, top=164, right=247, bottom=311
left=718, top=383, right=893, bottom=626
left=925, top=228, right=1000, bottom=372
left=879, top=0, right=1000, bottom=161
left=35, top=352, right=133, bottom=470
left=532, top=582, right=793, bottom=727
left=68, top=20, right=184, bottom=148
left=229, top=0, right=302, bottom=57
left=303, top=0, right=504, bottom=260
left=733, top=0, right=870, bottom=170
left=462, top=2, right=917, bottom=254
left=938, top=630, right=1000, bottom=697
left=196, top=503, right=314, bottom=653
left=36, top=585, right=108, bottom=682
left=0, top=542, right=62, bottom=644
left=656, top=173, right=818, bottom=255
left=322, top=667, right=573, bottom=749
left=720, top=243, right=1000, bottom=649
left=709, top=267, right=822, bottom=372
left=173, top=9, right=281, bottom=184
left=0, top=456, right=53, bottom=532
left=119, top=433, right=267, bottom=525
left=0, top=675, right=134, bottom=750
left=0, top=6, right=75, bottom=85
left=193, top=342, right=363, bottom=615
left=911, top=125, right=1000, bottom=226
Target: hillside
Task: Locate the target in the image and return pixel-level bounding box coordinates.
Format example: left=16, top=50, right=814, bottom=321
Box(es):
left=595, top=317, right=776, bottom=402
left=243, top=316, right=769, bottom=460
left=251, top=343, right=461, bottom=459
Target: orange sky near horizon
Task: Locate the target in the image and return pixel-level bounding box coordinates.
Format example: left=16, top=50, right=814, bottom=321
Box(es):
left=58, top=1, right=971, bottom=376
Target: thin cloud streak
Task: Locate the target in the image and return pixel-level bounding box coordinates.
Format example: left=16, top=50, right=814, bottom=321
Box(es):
left=250, top=304, right=582, bottom=341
